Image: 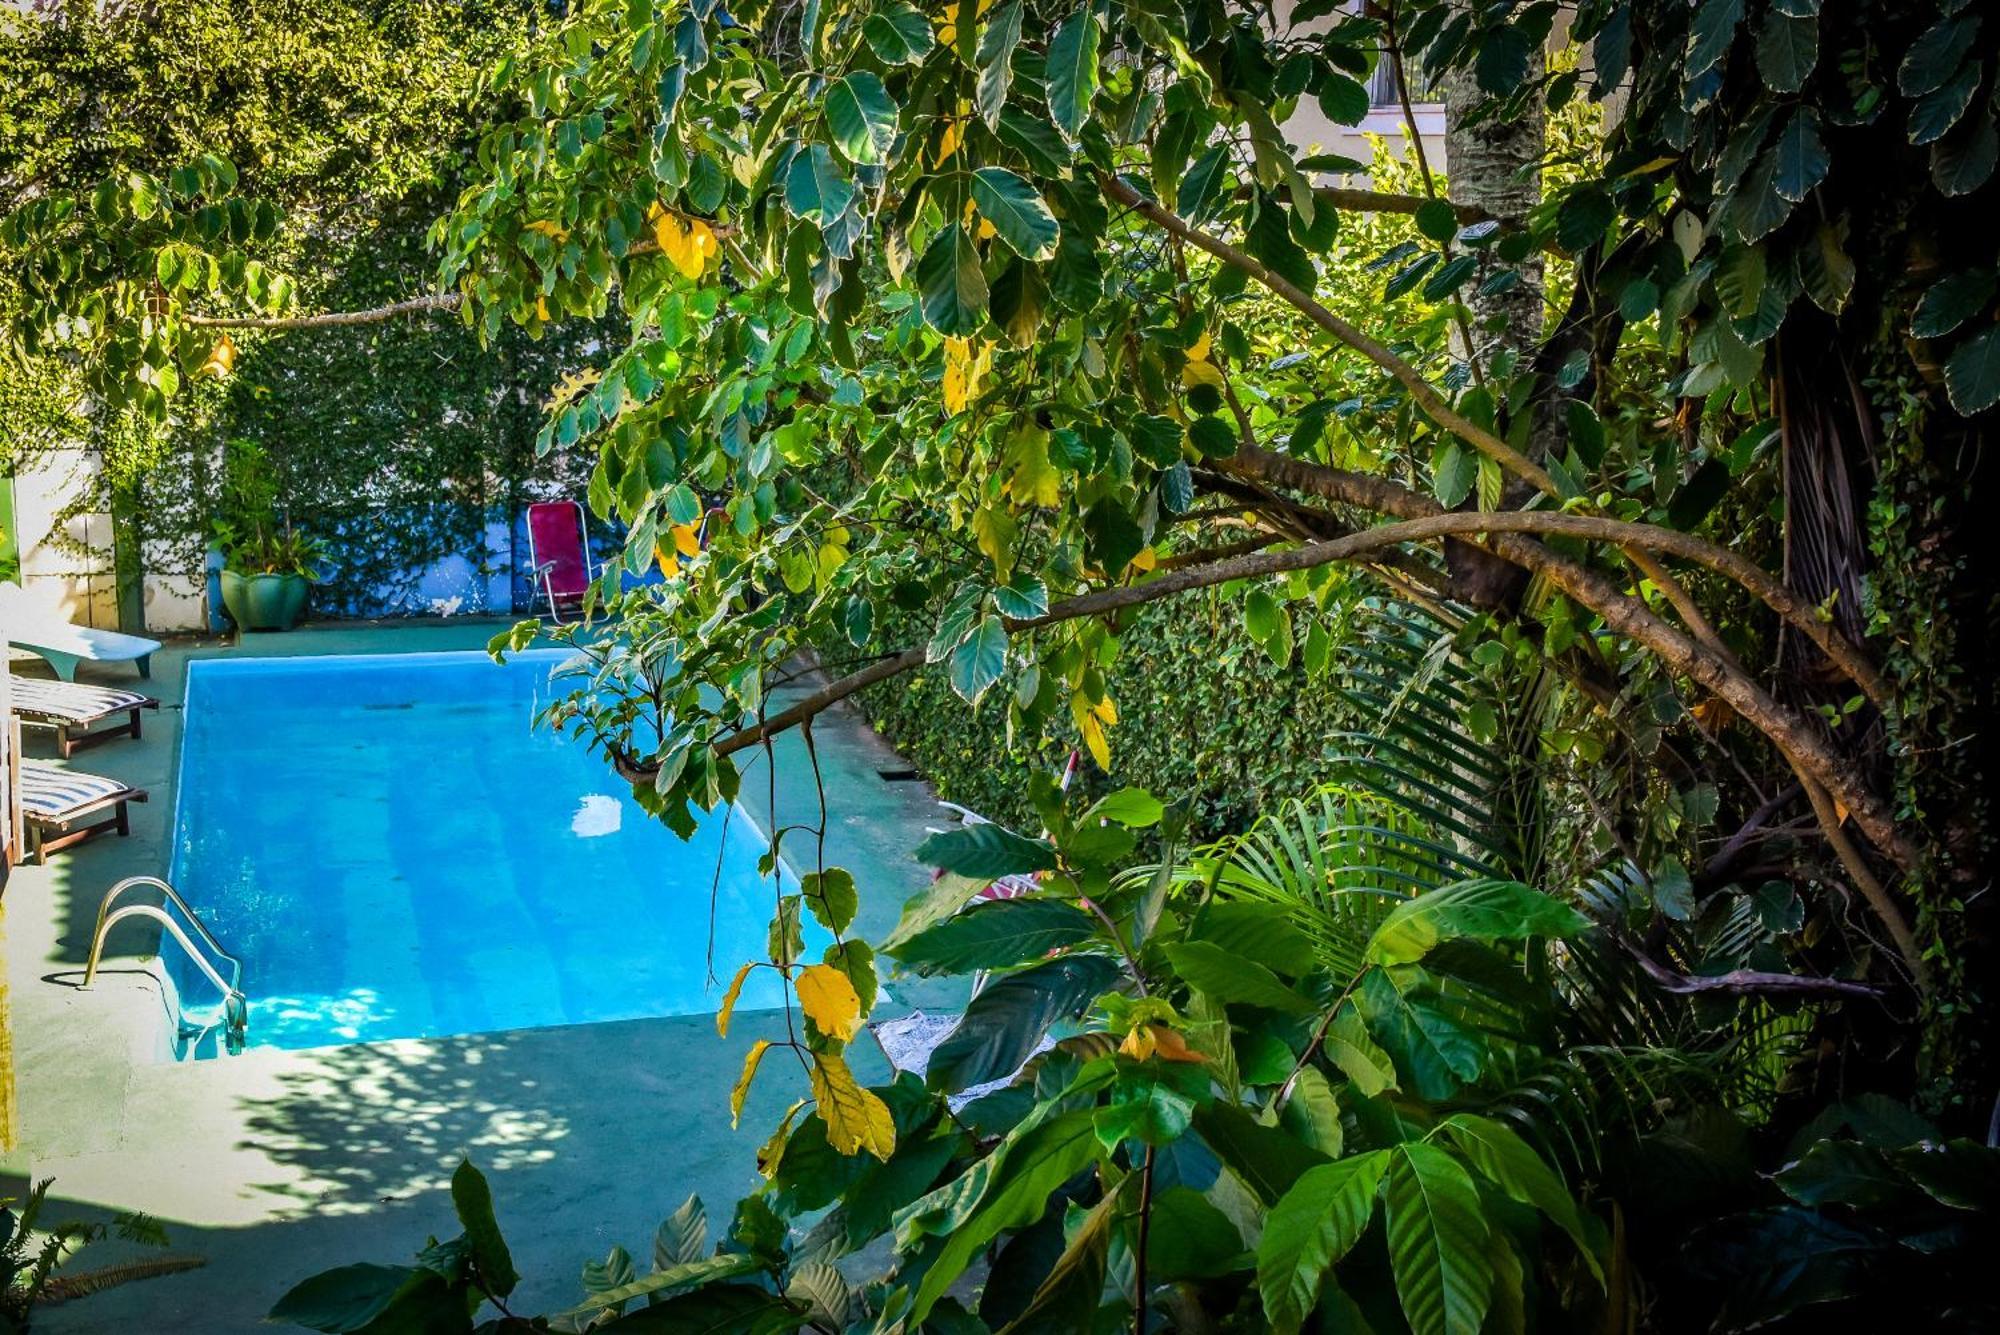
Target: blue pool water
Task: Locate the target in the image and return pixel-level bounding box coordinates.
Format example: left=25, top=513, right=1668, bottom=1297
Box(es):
left=170, top=650, right=817, bottom=1054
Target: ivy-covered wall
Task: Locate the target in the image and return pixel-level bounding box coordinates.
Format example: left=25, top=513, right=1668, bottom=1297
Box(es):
left=841, top=591, right=1353, bottom=837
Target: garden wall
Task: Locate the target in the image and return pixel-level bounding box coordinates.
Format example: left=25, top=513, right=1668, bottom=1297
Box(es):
left=839, top=596, right=1351, bottom=837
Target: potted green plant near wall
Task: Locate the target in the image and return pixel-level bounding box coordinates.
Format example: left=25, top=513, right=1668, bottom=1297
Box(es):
left=214, top=438, right=322, bottom=632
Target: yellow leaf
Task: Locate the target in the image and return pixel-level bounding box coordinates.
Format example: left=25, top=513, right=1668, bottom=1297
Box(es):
left=1128, top=546, right=1158, bottom=573
left=716, top=961, right=754, bottom=1037
left=671, top=522, right=703, bottom=557
left=757, top=1100, right=807, bottom=1178
left=523, top=219, right=570, bottom=242
left=533, top=295, right=551, bottom=322
left=973, top=505, right=1018, bottom=576
left=1119, top=1025, right=1157, bottom=1061
left=976, top=216, right=997, bottom=242
left=653, top=212, right=717, bottom=279
left=1186, top=331, right=1211, bottom=362
left=199, top=331, right=237, bottom=379
left=810, top=1052, right=896, bottom=1160
left=1078, top=710, right=1110, bottom=770
left=1181, top=358, right=1227, bottom=390
left=655, top=543, right=675, bottom=573
left=796, top=963, right=864, bottom=1041
left=1093, top=693, right=1118, bottom=726
left=943, top=336, right=991, bottom=414
left=731, top=1039, right=772, bottom=1128
left=1148, top=1025, right=1208, bottom=1064
left=935, top=122, right=962, bottom=167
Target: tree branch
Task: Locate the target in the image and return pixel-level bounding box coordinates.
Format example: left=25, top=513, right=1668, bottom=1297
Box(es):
left=185, top=291, right=460, bottom=330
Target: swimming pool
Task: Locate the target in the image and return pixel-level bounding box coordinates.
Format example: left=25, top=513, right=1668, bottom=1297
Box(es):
left=169, top=649, right=816, bottom=1055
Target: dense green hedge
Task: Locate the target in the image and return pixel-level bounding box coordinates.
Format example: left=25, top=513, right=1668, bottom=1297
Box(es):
left=840, top=590, right=1353, bottom=837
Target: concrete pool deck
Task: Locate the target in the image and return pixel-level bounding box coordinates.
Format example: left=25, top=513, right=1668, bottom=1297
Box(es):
left=1, top=618, right=964, bottom=1331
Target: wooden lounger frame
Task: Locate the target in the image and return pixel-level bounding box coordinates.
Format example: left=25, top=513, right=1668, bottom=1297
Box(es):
left=12, top=689, right=160, bottom=759
left=20, top=770, right=149, bottom=865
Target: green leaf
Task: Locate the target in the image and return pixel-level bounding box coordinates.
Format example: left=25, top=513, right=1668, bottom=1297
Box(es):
left=975, top=0, right=1024, bottom=128
left=1414, top=200, right=1458, bottom=244
left=1145, top=1186, right=1247, bottom=1282
left=949, top=614, right=1009, bottom=703
left=1384, top=1143, right=1494, bottom=1335
left=1431, top=440, right=1475, bottom=507
left=1912, top=272, right=1996, bottom=338
left=1096, top=1061, right=1207, bottom=1150
left=1754, top=11, right=1817, bottom=93
left=1163, top=941, right=1315, bottom=1013
left=1257, top=1151, right=1390, bottom=1334
left=1441, top=1115, right=1602, bottom=1281
left=1193, top=903, right=1317, bottom=978
left=1771, top=110, right=1829, bottom=203
left=914, top=822, right=1057, bottom=879
left=1899, top=15, right=1978, bottom=97
left=928, top=954, right=1119, bottom=1091
left=1317, top=73, right=1369, bottom=126
left=970, top=167, right=1060, bottom=261
left=1945, top=324, right=2000, bottom=414
left=1933, top=116, right=1999, bottom=196
left=450, top=1161, right=518, bottom=1298
left=1084, top=787, right=1165, bottom=827
left=911, top=1110, right=1103, bottom=1321
left=1474, top=24, right=1534, bottom=93
left=1687, top=0, right=1743, bottom=75
left=1555, top=187, right=1614, bottom=253
left=825, top=72, right=899, bottom=165
left=1195, top=1103, right=1330, bottom=1206
left=1324, top=1009, right=1398, bottom=1096
left=863, top=3, right=936, bottom=64
left=1243, top=588, right=1283, bottom=644
left=598, top=1283, right=807, bottom=1332
left=1177, top=142, right=1233, bottom=220
left=268, top=1265, right=461, bottom=1334
left=557, top=1255, right=761, bottom=1315
left=1773, top=1140, right=1915, bottom=1209
left=802, top=867, right=859, bottom=934
left=1357, top=969, right=1484, bottom=1100
left=1909, top=61, right=1981, bottom=147
left=1421, top=254, right=1479, bottom=300
left=1366, top=879, right=1588, bottom=964
left=1045, top=9, right=1101, bottom=139
left=885, top=897, right=1097, bottom=975
left=917, top=222, right=989, bottom=335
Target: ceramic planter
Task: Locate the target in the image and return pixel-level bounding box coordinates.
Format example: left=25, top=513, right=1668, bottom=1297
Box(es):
left=219, top=570, right=310, bottom=632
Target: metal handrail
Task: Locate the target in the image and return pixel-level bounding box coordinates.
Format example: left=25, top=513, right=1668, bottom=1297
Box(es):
left=87, top=905, right=242, bottom=1004
left=85, top=876, right=240, bottom=990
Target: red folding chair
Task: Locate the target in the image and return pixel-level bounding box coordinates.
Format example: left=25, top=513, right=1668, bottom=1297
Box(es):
left=526, top=501, right=595, bottom=622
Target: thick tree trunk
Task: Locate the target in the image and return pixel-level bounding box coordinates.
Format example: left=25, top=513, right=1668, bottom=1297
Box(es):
left=1440, top=52, right=1544, bottom=369
left=1440, top=35, right=1547, bottom=608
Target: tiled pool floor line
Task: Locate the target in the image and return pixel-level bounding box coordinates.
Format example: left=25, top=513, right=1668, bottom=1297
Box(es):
left=1, top=619, right=962, bottom=1333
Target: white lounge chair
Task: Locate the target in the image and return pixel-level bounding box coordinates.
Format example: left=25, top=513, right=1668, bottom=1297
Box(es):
left=17, top=760, right=149, bottom=863
left=9, top=677, right=160, bottom=757
left=0, top=582, right=161, bottom=680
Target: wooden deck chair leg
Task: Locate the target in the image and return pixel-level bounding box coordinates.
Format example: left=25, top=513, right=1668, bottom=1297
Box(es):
left=136, top=654, right=152, bottom=679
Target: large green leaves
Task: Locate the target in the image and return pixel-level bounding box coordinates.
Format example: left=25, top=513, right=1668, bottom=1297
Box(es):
left=885, top=897, right=1097, bottom=975
left=1045, top=9, right=1100, bottom=139
left=1365, top=879, right=1587, bottom=965
left=925, top=954, right=1120, bottom=1091
left=916, top=222, right=988, bottom=335
left=910, top=1109, right=1103, bottom=1320
left=1440, top=1115, right=1602, bottom=1280
left=1257, top=1151, right=1390, bottom=1333
left=1384, top=1143, right=1493, bottom=1335
left=824, top=72, right=898, bottom=165
left=862, top=3, right=934, bottom=65
left=970, top=168, right=1060, bottom=261
left=914, top=821, right=1056, bottom=879
left=975, top=0, right=1024, bottom=128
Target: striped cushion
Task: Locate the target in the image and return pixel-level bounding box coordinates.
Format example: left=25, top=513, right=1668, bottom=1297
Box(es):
left=10, top=677, right=154, bottom=724
left=18, top=761, right=139, bottom=819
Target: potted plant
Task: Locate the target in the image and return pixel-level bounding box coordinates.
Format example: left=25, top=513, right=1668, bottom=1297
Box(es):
left=213, top=439, right=323, bottom=632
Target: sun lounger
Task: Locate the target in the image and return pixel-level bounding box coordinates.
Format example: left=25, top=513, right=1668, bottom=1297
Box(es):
left=9, top=677, right=160, bottom=757
left=18, top=760, right=148, bottom=863
left=1, top=582, right=161, bottom=680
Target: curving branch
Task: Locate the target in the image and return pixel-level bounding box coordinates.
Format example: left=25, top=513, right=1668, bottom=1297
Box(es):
left=1101, top=171, right=1563, bottom=500
left=186, top=291, right=460, bottom=330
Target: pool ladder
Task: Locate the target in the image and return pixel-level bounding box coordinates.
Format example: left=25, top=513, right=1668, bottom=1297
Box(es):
left=85, top=876, right=249, bottom=1053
